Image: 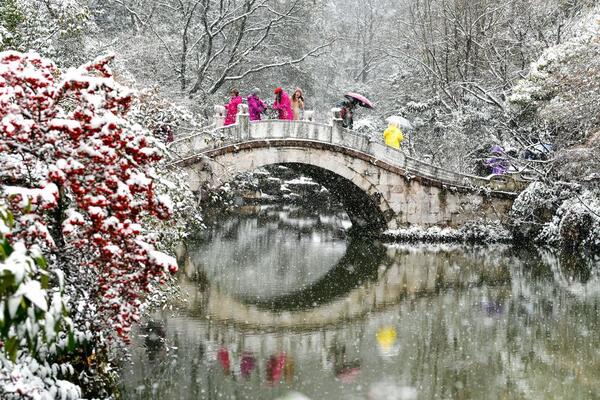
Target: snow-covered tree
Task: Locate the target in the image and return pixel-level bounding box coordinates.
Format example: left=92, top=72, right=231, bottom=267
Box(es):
left=509, top=8, right=600, bottom=150
left=0, top=50, right=177, bottom=342
left=0, top=0, right=89, bottom=65
left=91, top=0, right=332, bottom=110
left=506, top=8, right=600, bottom=250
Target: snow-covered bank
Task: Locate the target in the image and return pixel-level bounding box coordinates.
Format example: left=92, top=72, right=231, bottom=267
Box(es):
left=508, top=181, right=600, bottom=252
left=382, top=222, right=512, bottom=244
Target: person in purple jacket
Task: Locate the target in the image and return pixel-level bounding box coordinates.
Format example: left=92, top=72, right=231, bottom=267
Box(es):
left=485, top=145, right=509, bottom=175
left=247, top=88, right=267, bottom=121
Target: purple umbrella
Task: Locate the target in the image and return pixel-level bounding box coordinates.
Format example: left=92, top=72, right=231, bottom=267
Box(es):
left=344, top=92, right=374, bottom=109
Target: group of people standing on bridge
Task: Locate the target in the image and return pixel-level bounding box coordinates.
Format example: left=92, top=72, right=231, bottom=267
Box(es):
left=224, top=87, right=305, bottom=126
left=223, top=86, right=408, bottom=151
left=221, top=86, right=537, bottom=181
left=223, top=86, right=371, bottom=131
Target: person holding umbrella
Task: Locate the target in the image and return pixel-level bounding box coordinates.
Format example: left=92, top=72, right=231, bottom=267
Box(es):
left=338, top=92, right=373, bottom=129
left=338, top=98, right=356, bottom=129
left=383, top=120, right=404, bottom=149
left=485, top=145, right=509, bottom=175
left=383, top=115, right=413, bottom=149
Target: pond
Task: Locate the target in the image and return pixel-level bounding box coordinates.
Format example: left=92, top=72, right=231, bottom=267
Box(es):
left=119, top=202, right=600, bottom=400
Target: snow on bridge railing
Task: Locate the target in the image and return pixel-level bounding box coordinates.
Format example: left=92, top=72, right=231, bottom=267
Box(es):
left=167, top=105, right=527, bottom=193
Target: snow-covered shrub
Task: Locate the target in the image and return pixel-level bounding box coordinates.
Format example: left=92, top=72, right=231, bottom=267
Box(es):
left=128, top=90, right=205, bottom=270
left=509, top=181, right=600, bottom=251
left=458, top=221, right=513, bottom=243
left=0, top=50, right=177, bottom=342
left=383, top=221, right=512, bottom=243
left=0, top=207, right=72, bottom=360
left=508, top=181, right=563, bottom=241
left=0, top=206, right=80, bottom=399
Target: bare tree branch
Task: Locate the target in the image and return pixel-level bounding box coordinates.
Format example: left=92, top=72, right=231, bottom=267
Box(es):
left=216, top=39, right=335, bottom=88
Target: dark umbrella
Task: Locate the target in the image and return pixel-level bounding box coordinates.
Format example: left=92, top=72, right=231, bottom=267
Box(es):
left=344, top=92, right=374, bottom=109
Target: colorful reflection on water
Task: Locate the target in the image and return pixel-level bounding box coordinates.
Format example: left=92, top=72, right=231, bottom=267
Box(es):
left=120, top=204, right=600, bottom=400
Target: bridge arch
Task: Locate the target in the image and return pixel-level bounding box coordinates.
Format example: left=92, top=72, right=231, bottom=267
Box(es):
left=283, top=162, right=388, bottom=232
left=185, top=142, right=398, bottom=231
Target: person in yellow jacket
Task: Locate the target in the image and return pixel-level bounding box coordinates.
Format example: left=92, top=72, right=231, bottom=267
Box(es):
left=383, top=121, right=404, bottom=149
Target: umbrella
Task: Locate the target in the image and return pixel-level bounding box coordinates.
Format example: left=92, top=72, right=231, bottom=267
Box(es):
left=344, top=92, right=374, bottom=109
left=386, top=115, right=413, bottom=130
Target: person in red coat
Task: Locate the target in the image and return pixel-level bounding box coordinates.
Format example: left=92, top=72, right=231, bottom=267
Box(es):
left=224, top=88, right=242, bottom=126
left=273, top=87, right=293, bottom=120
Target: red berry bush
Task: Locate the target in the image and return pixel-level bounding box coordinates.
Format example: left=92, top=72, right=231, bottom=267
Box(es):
left=0, top=51, right=177, bottom=341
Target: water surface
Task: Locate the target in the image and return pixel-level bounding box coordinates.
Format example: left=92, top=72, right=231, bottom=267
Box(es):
left=120, top=204, right=600, bottom=400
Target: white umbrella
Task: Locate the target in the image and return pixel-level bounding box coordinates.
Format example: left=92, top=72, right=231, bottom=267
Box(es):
left=386, top=115, right=413, bottom=130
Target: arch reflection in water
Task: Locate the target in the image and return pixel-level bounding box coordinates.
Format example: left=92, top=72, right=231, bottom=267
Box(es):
left=121, top=205, right=600, bottom=400
left=180, top=241, right=511, bottom=331
left=186, top=204, right=353, bottom=302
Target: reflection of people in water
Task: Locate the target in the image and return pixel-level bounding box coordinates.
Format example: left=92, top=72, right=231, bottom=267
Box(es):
left=266, top=352, right=287, bottom=385
left=217, top=347, right=231, bottom=375
left=482, top=300, right=504, bottom=316
left=240, top=351, right=257, bottom=378
left=142, top=320, right=167, bottom=362
left=376, top=326, right=399, bottom=357
left=328, top=343, right=361, bottom=383
left=284, top=355, right=295, bottom=384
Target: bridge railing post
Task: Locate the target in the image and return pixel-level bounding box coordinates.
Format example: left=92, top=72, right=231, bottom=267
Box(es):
left=214, top=105, right=226, bottom=128
left=330, top=107, right=343, bottom=144
left=236, top=103, right=250, bottom=141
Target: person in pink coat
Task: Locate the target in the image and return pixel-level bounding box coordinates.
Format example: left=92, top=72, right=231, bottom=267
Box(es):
left=247, top=87, right=267, bottom=121
left=224, top=88, right=242, bottom=126
left=273, top=87, right=293, bottom=120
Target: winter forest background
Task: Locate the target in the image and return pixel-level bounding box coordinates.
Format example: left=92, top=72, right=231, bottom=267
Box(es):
left=1, top=0, right=599, bottom=398
left=3, top=0, right=599, bottom=172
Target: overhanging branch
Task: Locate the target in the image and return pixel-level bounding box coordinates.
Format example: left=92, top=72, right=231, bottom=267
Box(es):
left=208, top=39, right=335, bottom=94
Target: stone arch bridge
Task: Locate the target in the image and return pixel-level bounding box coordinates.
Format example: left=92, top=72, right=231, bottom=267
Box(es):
left=168, top=105, right=526, bottom=231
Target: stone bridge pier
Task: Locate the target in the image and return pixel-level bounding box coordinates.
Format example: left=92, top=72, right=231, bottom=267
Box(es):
left=168, top=105, right=525, bottom=232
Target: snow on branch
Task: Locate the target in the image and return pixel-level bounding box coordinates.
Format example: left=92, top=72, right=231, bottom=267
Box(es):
left=216, top=40, right=335, bottom=88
